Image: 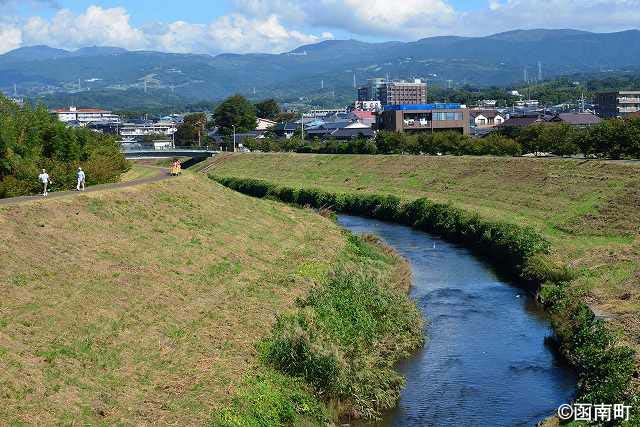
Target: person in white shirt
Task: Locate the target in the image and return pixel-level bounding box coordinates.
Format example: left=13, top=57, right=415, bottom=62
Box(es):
left=76, top=167, right=86, bottom=191
left=38, top=169, right=50, bottom=196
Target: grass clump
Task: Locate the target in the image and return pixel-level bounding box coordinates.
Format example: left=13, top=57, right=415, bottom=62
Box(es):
left=211, top=369, right=328, bottom=427
left=215, top=232, right=424, bottom=423
left=259, top=234, right=424, bottom=420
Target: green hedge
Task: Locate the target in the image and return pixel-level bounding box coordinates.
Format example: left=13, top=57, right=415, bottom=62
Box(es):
left=212, top=174, right=638, bottom=422
left=213, top=175, right=548, bottom=279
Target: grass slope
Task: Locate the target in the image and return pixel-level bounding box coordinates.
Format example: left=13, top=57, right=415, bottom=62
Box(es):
left=212, top=154, right=640, bottom=357
left=0, top=173, right=347, bottom=425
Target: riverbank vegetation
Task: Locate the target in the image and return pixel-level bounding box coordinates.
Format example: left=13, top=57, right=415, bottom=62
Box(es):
left=0, top=96, right=129, bottom=198
left=0, top=172, right=421, bottom=425
left=210, top=153, right=640, bottom=422
left=215, top=234, right=423, bottom=425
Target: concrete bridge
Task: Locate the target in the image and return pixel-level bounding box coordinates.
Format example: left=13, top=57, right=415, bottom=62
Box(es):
left=122, top=148, right=219, bottom=160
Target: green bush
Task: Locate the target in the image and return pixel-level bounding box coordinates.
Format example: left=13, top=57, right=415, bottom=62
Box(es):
left=259, top=236, right=423, bottom=420
left=0, top=96, right=129, bottom=198
left=211, top=369, right=328, bottom=427
left=540, top=281, right=637, bottom=410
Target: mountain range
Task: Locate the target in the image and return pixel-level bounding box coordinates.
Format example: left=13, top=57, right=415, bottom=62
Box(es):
left=1, top=28, right=640, bottom=111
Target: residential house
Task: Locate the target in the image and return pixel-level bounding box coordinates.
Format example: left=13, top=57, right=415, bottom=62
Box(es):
left=470, top=110, right=506, bottom=128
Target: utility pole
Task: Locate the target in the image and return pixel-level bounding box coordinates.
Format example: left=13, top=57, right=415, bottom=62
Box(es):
left=232, top=125, right=236, bottom=152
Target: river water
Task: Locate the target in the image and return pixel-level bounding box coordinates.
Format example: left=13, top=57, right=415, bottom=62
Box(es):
left=338, top=215, right=576, bottom=427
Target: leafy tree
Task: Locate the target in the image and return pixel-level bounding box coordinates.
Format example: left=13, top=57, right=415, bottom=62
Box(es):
left=175, top=112, right=208, bottom=147
left=255, top=99, right=280, bottom=121
left=214, top=95, right=257, bottom=135
left=0, top=95, right=128, bottom=198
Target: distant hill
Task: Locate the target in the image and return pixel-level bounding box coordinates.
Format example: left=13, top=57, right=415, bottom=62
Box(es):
left=1, top=28, right=640, bottom=110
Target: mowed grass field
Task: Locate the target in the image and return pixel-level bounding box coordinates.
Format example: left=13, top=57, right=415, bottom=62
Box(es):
left=212, top=153, right=640, bottom=354
left=0, top=172, right=346, bottom=425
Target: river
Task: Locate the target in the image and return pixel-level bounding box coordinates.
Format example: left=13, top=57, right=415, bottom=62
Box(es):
left=338, top=215, right=576, bottom=427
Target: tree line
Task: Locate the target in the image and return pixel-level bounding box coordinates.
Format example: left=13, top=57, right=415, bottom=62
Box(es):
left=0, top=96, right=129, bottom=198
left=245, top=117, right=640, bottom=159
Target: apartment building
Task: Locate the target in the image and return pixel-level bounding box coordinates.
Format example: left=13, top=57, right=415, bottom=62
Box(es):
left=51, top=106, right=121, bottom=124
left=377, top=103, right=470, bottom=135
left=358, top=78, right=427, bottom=106
left=379, top=80, right=427, bottom=105
left=595, top=91, right=640, bottom=118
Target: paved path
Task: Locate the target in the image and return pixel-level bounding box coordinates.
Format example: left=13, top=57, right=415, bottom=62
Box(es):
left=0, top=168, right=174, bottom=207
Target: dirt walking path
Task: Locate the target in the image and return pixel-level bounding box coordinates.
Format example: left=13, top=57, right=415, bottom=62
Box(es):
left=0, top=168, right=174, bottom=207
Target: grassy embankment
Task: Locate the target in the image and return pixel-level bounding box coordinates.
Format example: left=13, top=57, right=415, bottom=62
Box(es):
left=210, top=153, right=640, bottom=412
left=0, top=171, right=420, bottom=425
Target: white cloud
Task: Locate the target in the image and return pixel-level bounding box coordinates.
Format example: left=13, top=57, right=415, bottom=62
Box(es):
left=235, top=0, right=457, bottom=39
left=0, top=5, right=332, bottom=55
left=0, top=24, right=22, bottom=54
left=1, top=1, right=639, bottom=55
left=462, top=0, right=640, bottom=34
left=22, top=6, right=147, bottom=50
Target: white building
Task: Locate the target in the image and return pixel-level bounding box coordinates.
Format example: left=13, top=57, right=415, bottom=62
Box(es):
left=120, top=121, right=177, bottom=138
left=470, top=110, right=506, bottom=128
left=354, top=100, right=382, bottom=112
left=51, top=106, right=121, bottom=124
left=303, top=108, right=348, bottom=118
left=256, top=118, right=277, bottom=131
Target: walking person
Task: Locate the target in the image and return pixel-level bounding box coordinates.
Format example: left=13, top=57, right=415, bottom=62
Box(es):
left=76, top=167, right=86, bottom=191
left=38, top=169, right=50, bottom=196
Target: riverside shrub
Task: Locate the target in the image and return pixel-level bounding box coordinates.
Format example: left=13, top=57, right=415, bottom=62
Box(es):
left=259, top=237, right=423, bottom=420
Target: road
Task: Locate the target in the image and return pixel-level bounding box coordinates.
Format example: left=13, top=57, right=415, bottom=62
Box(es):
left=0, top=167, right=174, bottom=207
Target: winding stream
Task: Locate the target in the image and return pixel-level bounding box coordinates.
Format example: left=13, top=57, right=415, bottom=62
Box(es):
left=338, top=215, right=576, bottom=427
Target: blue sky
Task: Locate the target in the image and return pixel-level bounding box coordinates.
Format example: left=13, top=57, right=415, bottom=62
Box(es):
left=0, top=0, right=639, bottom=55
left=8, top=1, right=494, bottom=24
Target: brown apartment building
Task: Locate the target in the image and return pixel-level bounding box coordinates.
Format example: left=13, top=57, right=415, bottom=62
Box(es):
left=595, top=91, right=640, bottom=118
left=358, top=78, right=427, bottom=105
left=377, top=103, right=470, bottom=135
left=379, top=80, right=427, bottom=105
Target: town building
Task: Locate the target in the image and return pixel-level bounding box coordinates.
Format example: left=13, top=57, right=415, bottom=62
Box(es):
left=500, top=112, right=601, bottom=128
left=547, top=112, right=602, bottom=127
left=119, top=121, right=178, bottom=140
left=51, top=106, right=121, bottom=124
left=377, top=104, right=470, bottom=135
left=358, top=78, right=427, bottom=106
left=353, top=100, right=382, bottom=112
left=303, top=108, right=348, bottom=118
left=470, top=110, right=506, bottom=128
left=256, top=118, right=277, bottom=131
left=379, top=80, right=427, bottom=106
left=357, top=78, right=386, bottom=102
left=595, top=91, right=640, bottom=118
